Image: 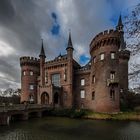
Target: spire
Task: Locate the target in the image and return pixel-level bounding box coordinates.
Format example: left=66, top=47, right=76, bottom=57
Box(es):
left=118, top=15, right=123, bottom=26
left=39, top=39, right=46, bottom=58
left=66, top=30, right=74, bottom=50
left=116, top=15, right=124, bottom=32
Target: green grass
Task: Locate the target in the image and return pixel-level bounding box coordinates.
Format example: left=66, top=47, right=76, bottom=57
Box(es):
left=45, top=108, right=140, bottom=121
left=84, top=111, right=140, bottom=121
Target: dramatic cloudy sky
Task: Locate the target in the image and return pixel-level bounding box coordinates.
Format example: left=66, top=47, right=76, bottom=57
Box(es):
left=0, top=0, right=139, bottom=90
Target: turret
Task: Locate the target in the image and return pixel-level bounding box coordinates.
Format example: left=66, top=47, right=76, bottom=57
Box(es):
left=66, top=31, right=74, bottom=107
left=20, top=57, right=39, bottom=103
left=116, top=15, right=126, bottom=50
left=66, top=31, right=74, bottom=59
left=116, top=15, right=123, bottom=32
left=39, top=39, right=46, bottom=86
left=90, top=29, right=121, bottom=112
left=116, top=15, right=130, bottom=94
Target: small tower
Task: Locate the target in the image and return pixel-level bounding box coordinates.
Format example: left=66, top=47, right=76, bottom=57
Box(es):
left=39, top=39, right=46, bottom=86
left=116, top=15, right=123, bottom=32
left=117, top=15, right=130, bottom=95
left=116, top=15, right=126, bottom=50
left=66, top=31, right=74, bottom=59
left=66, top=31, right=74, bottom=108
left=20, top=57, right=39, bottom=103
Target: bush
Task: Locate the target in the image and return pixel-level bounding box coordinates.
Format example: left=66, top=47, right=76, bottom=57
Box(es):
left=46, top=108, right=87, bottom=118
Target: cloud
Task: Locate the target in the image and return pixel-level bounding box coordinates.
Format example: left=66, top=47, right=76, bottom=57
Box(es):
left=0, top=0, right=139, bottom=89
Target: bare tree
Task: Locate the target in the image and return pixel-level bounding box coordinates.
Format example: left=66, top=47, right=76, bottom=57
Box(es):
left=123, top=3, right=140, bottom=89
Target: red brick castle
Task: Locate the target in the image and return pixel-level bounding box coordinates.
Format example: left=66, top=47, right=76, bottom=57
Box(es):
left=20, top=16, right=130, bottom=112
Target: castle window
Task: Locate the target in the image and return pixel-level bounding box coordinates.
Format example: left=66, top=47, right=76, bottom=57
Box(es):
left=92, top=92, right=95, bottom=100
left=93, top=56, right=96, bottom=63
left=100, top=53, right=104, bottom=60
left=29, top=84, right=34, bottom=90
left=30, top=71, right=33, bottom=76
left=110, top=71, right=115, bottom=80
left=110, top=89, right=115, bottom=100
left=111, top=52, right=115, bottom=59
left=81, top=79, right=85, bottom=86
left=92, top=75, right=95, bottom=83
left=23, top=71, right=26, bottom=76
left=51, top=74, right=60, bottom=87
left=80, top=90, right=85, bottom=98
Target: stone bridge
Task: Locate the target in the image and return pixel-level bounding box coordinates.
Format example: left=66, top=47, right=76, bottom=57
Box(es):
left=0, top=104, right=52, bottom=125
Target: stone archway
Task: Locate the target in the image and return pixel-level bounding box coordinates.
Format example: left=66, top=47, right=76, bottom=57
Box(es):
left=41, top=92, right=49, bottom=105
left=53, top=92, right=60, bottom=107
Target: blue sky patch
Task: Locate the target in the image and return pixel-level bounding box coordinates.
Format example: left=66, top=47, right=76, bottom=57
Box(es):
left=110, top=15, right=119, bottom=26
left=51, top=12, right=60, bottom=36
left=80, top=54, right=90, bottom=65
left=51, top=24, right=60, bottom=35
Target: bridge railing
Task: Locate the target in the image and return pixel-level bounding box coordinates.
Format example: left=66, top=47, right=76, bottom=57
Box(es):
left=0, top=104, right=49, bottom=112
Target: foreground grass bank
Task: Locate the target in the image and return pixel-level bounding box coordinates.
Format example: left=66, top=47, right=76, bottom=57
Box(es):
left=84, top=111, right=140, bottom=121
left=46, top=108, right=140, bottom=121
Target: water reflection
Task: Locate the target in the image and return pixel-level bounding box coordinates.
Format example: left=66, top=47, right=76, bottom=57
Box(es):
left=0, top=117, right=140, bottom=140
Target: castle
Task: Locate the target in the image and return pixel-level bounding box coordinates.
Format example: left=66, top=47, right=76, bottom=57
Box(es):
left=20, top=16, right=130, bottom=112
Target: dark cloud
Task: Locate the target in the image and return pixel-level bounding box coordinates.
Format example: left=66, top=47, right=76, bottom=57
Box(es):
left=0, top=0, right=139, bottom=89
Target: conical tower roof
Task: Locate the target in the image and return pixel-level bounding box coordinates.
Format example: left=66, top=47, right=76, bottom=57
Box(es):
left=39, top=39, right=46, bottom=58
left=66, top=31, right=74, bottom=50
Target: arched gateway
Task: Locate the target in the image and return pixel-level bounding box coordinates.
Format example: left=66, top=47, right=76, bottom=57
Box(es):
left=53, top=92, right=60, bottom=107
left=41, top=92, right=49, bottom=104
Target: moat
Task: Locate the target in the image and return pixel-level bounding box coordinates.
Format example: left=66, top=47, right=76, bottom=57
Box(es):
left=0, top=117, right=140, bottom=140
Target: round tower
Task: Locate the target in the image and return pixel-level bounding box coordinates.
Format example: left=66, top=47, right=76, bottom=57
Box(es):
left=119, top=50, right=130, bottom=93
left=90, top=29, right=121, bottom=112
left=20, top=57, right=40, bottom=103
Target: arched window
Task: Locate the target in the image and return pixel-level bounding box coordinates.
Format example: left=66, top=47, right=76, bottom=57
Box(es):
left=92, top=92, right=95, bottom=100
left=110, top=89, right=115, bottom=100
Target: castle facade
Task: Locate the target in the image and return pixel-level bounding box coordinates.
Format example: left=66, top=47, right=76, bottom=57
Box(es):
left=20, top=16, right=130, bottom=112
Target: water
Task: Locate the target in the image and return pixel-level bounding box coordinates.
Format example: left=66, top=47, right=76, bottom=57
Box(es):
left=0, top=117, right=140, bottom=140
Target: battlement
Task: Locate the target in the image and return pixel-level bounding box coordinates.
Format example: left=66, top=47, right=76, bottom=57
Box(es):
left=20, top=56, right=39, bottom=66
left=119, top=50, right=130, bottom=60
left=46, top=55, right=68, bottom=64
left=90, top=29, right=120, bottom=53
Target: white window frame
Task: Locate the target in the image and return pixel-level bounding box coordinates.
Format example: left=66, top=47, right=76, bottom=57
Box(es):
left=29, top=84, right=34, bottom=90
left=30, top=71, right=33, bottom=76
left=81, top=79, right=85, bottom=86
left=23, top=71, right=26, bottom=76
left=100, top=53, right=104, bottom=60
left=111, top=52, right=115, bottom=59
left=92, top=75, right=95, bottom=83
left=110, top=72, right=115, bottom=80
left=80, top=90, right=85, bottom=99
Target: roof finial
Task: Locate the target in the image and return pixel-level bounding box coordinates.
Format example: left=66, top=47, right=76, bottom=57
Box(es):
left=39, top=38, right=46, bottom=58
left=116, top=14, right=124, bottom=32
left=67, top=29, right=73, bottom=49
left=118, top=15, right=123, bottom=26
